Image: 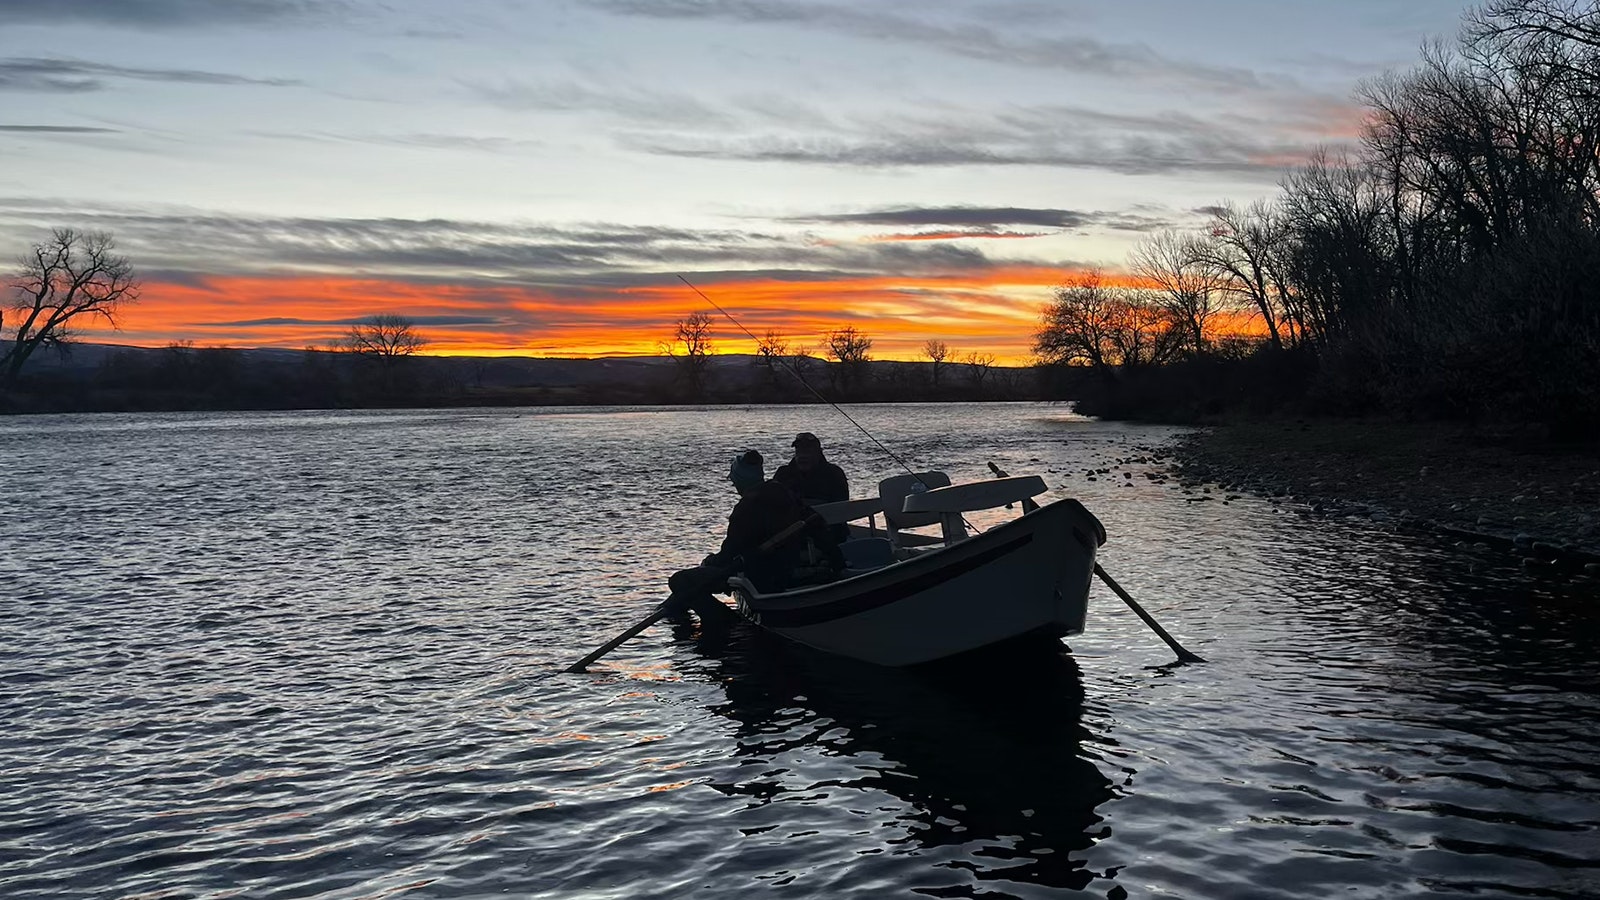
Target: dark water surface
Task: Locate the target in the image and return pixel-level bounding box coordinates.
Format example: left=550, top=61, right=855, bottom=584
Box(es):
left=2, top=404, right=1597, bottom=899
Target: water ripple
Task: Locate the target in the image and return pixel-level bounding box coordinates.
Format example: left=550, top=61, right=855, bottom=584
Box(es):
left=2, top=405, right=1597, bottom=898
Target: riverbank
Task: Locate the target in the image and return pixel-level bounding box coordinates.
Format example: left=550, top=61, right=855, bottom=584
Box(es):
left=1168, top=417, right=1600, bottom=572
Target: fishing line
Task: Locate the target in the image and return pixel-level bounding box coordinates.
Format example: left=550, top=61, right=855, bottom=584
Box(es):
left=676, top=274, right=986, bottom=536
left=675, top=273, right=925, bottom=482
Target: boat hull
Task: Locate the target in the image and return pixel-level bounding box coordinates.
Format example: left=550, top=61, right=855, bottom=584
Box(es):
left=731, top=499, right=1104, bottom=667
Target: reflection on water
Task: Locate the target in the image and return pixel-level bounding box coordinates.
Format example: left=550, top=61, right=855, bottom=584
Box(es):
left=0, top=405, right=1596, bottom=899
left=695, top=626, right=1114, bottom=893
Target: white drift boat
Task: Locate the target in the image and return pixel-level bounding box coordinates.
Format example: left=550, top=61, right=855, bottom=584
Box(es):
left=727, top=472, right=1106, bottom=667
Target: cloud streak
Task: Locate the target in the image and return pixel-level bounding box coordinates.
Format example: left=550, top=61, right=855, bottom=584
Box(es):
left=791, top=207, right=1093, bottom=229
left=627, top=128, right=1305, bottom=179
left=469, top=75, right=1348, bottom=180
left=195, top=314, right=505, bottom=327
left=0, top=0, right=329, bottom=28
left=0, top=57, right=299, bottom=92
left=586, top=0, right=1290, bottom=96
left=0, top=200, right=1060, bottom=285
left=0, top=124, right=119, bottom=133
left=556, top=0, right=1362, bottom=179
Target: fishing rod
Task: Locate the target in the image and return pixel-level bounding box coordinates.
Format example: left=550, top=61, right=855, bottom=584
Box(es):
left=675, top=274, right=928, bottom=484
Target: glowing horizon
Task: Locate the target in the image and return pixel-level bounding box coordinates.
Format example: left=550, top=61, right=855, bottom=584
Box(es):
left=73, top=267, right=1173, bottom=365
left=64, top=265, right=1269, bottom=366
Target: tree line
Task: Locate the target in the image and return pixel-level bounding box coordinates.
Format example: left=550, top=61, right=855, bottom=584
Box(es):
left=1035, top=0, right=1600, bottom=437
left=659, top=311, right=1012, bottom=402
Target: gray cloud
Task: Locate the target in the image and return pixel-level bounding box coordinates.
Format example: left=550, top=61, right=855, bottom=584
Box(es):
left=1097, top=212, right=1184, bottom=233
left=0, top=200, right=1045, bottom=286
left=617, top=93, right=1342, bottom=179
left=585, top=0, right=1283, bottom=96
left=0, top=57, right=298, bottom=92
left=471, top=70, right=1337, bottom=181
left=794, top=205, right=1185, bottom=235
left=788, top=206, right=1092, bottom=229
left=626, top=130, right=1296, bottom=179
left=0, top=0, right=328, bottom=27
left=0, top=124, right=119, bottom=133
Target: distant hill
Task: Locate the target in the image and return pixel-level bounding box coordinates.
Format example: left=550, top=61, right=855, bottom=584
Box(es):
left=20, top=343, right=731, bottom=387
left=4, top=342, right=1043, bottom=413
left=23, top=344, right=1027, bottom=388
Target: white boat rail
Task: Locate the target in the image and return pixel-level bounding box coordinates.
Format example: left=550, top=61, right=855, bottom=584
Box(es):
left=900, top=475, right=1048, bottom=514
left=811, top=497, right=887, bottom=525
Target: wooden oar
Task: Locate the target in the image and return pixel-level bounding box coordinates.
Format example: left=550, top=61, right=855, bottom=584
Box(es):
left=564, top=515, right=816, bottom=673
left=987, top=461, right=1205, bottom=664
left=563, top=600, right=676, bottom=674
left=1091, top=563, right=1205, bottom=663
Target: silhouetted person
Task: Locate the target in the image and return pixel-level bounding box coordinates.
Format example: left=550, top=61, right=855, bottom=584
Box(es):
left=773, top=432, right=850, bottom=543
left=665, top=449, right=843, bottom=625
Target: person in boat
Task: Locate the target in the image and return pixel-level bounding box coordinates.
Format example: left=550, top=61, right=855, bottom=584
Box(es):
left=773, top=432, right=850, bottom=544
left=664, top=449, right=843, bottom=624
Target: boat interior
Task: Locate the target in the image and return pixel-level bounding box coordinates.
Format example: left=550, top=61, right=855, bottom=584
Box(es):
left=811, top=471, right=1049, bottom=575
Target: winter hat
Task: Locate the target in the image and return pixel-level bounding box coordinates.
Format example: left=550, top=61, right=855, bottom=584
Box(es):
left=729, top=449, right=765, bottom=490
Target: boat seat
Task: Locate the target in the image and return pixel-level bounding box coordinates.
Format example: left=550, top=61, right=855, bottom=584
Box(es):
left=839, top=537, right=895, bottom=571
left=878, top=472, right=951, bottom=528
left=877, top=471, right=950, bottom=547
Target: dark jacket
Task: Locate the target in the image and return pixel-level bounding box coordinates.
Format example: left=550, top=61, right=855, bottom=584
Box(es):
left=772, top=459, right=850, bottom=505
left=773, top=459, right=850, bottom=545
left=706, top=480, right=842, bottom=592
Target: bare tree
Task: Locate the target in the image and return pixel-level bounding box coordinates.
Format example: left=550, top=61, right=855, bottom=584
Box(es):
left=339, top=314, right=428, bottom=396
left=1191, top=201, right=1293, bottom=350
left=1470, top=0, right=1600, bottom=64
left=922, top=338, right=950, bottom=387
left=825, top=326, right=873, bottom=364
left=825, top=326, right=873, bottom=395
left=343, top=314, right=429, bottom=359
left=788, top=342, right=820, bottom=387
left=1278, top=150, right=1395, bottom=349
left=1034, top=269, right=1177, bottom=371
left=663, top=311, right=715, bottom=398
left=2, top=228, right=139, bottom=387
left=963, top=351, right=997, bottom=392
left=1131, top=230, right=1224, bottom=358
left=755, top=328, right=788, bottom=390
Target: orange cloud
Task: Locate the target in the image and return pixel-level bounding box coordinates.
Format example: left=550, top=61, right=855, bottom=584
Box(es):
left=78, top=267, right=1220, bottom=365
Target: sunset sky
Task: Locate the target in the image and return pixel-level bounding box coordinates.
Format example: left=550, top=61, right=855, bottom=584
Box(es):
left=2, top=0, right=1478, bottom=361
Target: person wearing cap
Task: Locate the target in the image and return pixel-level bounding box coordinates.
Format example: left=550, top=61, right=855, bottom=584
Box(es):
left=664, top=449, right=843, bottom=624
left=774, top=432, right=850, bottom=543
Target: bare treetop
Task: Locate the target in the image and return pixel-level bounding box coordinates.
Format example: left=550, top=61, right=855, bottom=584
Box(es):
left=4, top=228, right=139, bottom=386
left=343, top=314, right=429, bottom=358
left=825, top=326, right=872, bottom=364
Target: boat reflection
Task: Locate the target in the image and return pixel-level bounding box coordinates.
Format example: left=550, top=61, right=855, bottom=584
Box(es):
left=684, top=625, right=1118, bottom=889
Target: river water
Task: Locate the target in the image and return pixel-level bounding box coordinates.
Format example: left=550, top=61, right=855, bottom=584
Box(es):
left=1, top=404, right=1596, bottom=900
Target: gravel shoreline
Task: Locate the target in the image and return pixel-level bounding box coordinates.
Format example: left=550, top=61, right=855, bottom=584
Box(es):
left=1166, top=418, right=1600, bottom=577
